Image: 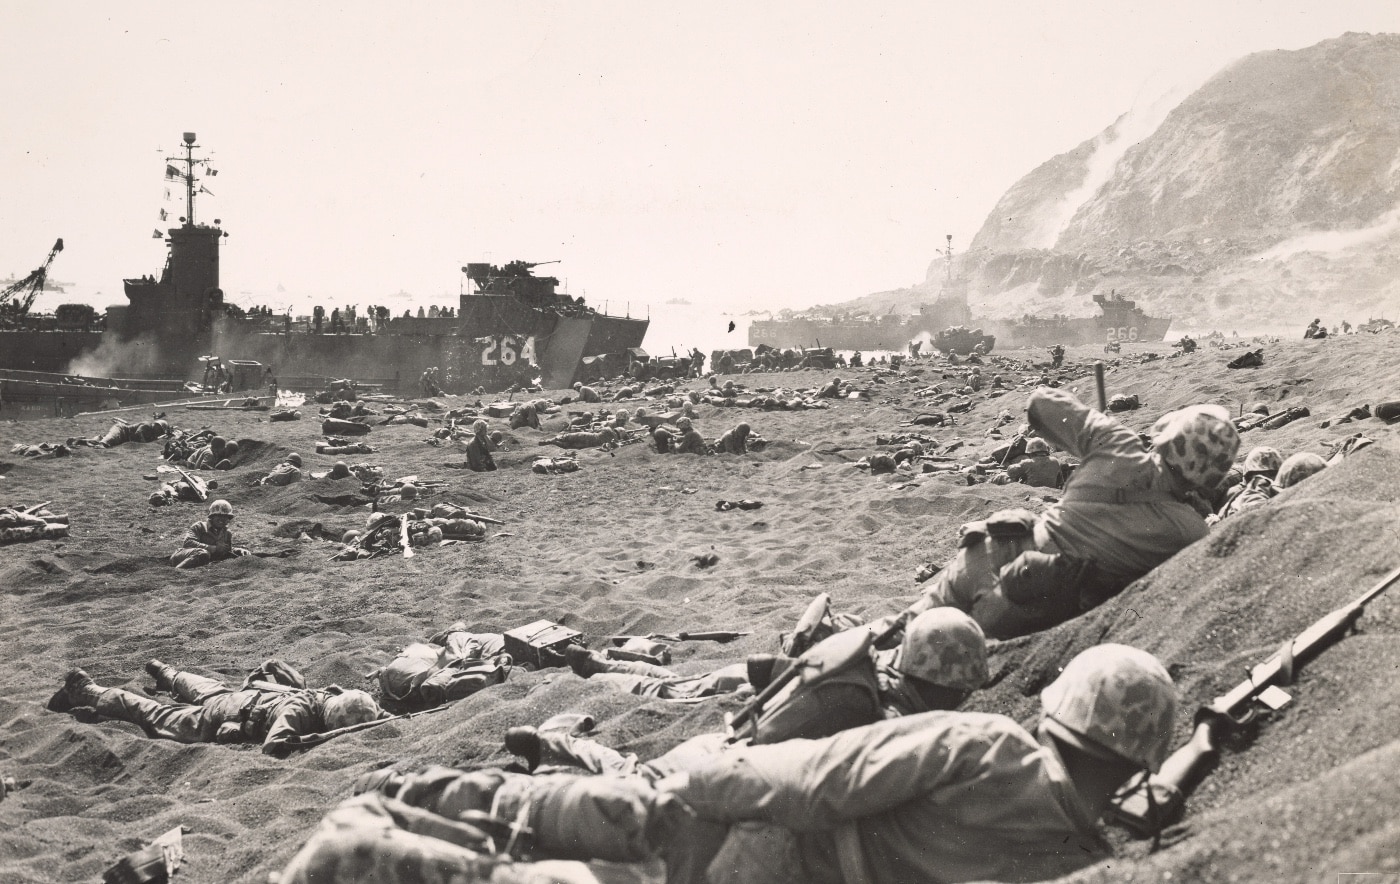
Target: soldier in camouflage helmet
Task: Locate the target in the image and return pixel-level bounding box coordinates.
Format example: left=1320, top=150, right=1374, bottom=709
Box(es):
left=900, top=387, right=1239, bottom=640
left=504, top=608, right=989, bottom=782
left=319, top=643, right=1173, bottom=884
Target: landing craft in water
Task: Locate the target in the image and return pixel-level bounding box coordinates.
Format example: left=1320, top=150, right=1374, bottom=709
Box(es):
left=0, top=132, right=649, bottom=401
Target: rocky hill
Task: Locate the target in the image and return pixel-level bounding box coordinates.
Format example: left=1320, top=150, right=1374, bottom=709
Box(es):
left=843, top=33, right=1400, bottom=333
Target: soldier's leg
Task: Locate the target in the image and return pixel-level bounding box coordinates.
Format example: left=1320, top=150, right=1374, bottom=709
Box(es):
left=170, top=548, right=211, bottom=569
left=165, top=669, right=236, bottom=705
left=64, top=672, right=213, bottom=743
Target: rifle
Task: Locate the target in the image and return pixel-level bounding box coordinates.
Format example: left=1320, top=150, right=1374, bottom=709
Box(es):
left=280, top=704, right=451, bottom=750
left=608, top=631, right=752, bottom=645
left=173, top=465, right=208, bottom=502
left=440, top=503, right=505, bottom=526
left=1109, top=562, right=1400, bottom=837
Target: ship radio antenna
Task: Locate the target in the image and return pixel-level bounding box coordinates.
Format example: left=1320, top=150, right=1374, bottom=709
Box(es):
left=167, top=132, right=209, bottom=227
left=945, top=234, right=953, bottom=282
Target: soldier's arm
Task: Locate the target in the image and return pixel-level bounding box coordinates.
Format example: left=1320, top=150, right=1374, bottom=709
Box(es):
left=666, top=711, right=983, bottom=831
left=261, top=693, right=320, bottom=756
left=182, top=524, right=216, bottom=550
left=1027, top=386, right=1133, bottom=460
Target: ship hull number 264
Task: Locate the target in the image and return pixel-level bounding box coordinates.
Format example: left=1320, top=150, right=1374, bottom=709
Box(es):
left=481, top=335, right=538, bottom=366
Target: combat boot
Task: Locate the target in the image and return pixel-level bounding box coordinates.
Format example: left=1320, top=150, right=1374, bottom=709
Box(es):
left=145, top=659, right=176, bottom=693
left=63, top=669, right=105, bottom=708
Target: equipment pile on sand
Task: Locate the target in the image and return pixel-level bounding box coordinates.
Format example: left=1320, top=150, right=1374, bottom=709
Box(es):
left=332, top=503, right=501, bottom=560
left=0, top=502, right=69, bottom=544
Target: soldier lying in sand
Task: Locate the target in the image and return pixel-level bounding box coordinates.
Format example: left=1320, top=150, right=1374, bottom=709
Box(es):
left=50, top=658, right=384, bottom=757
left=282, top=645, right=1173, bottom=884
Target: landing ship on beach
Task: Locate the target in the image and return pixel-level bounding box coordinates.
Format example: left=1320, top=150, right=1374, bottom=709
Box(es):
left=749, top=288, right=1170, bottom=353
left=749, top=235, right=1169, bottom=353
left=0, top=132, right=649, bottom=408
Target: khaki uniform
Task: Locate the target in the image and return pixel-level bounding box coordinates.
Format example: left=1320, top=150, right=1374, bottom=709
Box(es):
left=670, top=711, right=1110, bottom=884
left=1004, top=452, right=1063, bottom=488
left=80, top=667, right=335, bottom=757
left=917, top=387, right=1206, bottom=638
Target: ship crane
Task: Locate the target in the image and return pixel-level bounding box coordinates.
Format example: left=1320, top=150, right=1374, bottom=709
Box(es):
left=0, top=238, right=64, bottom=317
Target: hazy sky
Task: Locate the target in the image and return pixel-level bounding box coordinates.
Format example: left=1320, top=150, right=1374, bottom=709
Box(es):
left=4, top=2, right=1400, bottom=319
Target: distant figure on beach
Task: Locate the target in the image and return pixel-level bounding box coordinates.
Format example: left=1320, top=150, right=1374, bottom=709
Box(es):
left=51, top=660, right=384, bottom=757
left=572, top=381, right=602, bottom=403
left=728, top=320, right=736, bottom=333
left=850, top=351, right=864, bottom=367
left=463, top=420, right=498, bottom=472
left=1304, top=318, right=1327, bottom=339
left=714, top=421, right=751, bottom=454
left=256, top=452, right=304, bottom=487
left=540, top=427, right=617, bottom=449
left=1049, top=343, right=1065, bottom=367
left=896, top=388, right=1238, bottom=639
left=170, top=499, right=250, bottom=569
left=991, top=437, right=1062, bottom=488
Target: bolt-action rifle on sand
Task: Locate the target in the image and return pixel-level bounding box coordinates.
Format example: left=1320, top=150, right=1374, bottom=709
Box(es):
left=1109, top=562, right=1400, bottom=836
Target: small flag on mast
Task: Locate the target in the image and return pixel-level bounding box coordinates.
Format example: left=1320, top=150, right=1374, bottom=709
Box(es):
left=152, top=229, right=163, bottom=238
left=165, top=164, right=181, bottom=178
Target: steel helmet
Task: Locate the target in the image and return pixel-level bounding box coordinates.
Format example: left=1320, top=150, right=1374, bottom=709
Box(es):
left=1150, top=404, right=1240, bottom=492
left=322, top=689, right=383, bottom=730
left=898, top=608, right=988, bottom=691
left=1039, top=644, right=1177, bottom=771
left=399, top=483, right=418, bottom=500
left=208, top=499, right=234, bottom=516
left=600, top=428, right=618, bottom=442
left=210, top=436, right=227, bottom=454
left=1025, top=437, right=1051, bottom=456
left=472, top=419, right=489, bottom=435
left=908, top=440, right=925, bottom=456
left=616, top=409, right=630, bottom=420
left=736, top=422, right=751, bottom=435
left=676, top=416, right=693, bottom=430
left=572, top=382, right=583, bottom=390
left=1241, top=446, right=1282, bottom=476
left=1277, top=452, right=1327, bottom=488
left=287, top=452, right=303, bottom=467
left=221, top=441, right=240, bottom=457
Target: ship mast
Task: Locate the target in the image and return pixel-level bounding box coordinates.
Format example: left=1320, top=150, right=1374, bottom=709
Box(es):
left=166, top=131, right=208, bottom=226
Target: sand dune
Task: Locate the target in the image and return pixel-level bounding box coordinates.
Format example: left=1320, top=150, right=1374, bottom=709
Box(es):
left=2, top=331, right=1399, bottom=883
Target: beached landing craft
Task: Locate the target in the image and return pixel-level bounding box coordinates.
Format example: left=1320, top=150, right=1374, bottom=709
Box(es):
left=749, top=236, right=1169, bottom=353
left=0, top=132, right=649, bottom=402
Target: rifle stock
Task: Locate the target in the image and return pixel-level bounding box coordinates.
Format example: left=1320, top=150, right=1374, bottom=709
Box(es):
left=1109, top=563, right=1400, bottom=836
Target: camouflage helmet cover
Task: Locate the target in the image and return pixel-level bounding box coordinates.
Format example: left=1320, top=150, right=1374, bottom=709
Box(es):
left=1025, top=437, right=1051, bottom=456
left=322, top=689, right=383, bottom=730
left=1277, top=452, right=1327, bottom=488
left=1241, top=446, right=1282, bottom=476
left=208, top=499, right=234, bottom=516
left=898, top=608, right=989, bottom=691
left=1150, top=404, right=1240, bottom=492
left=1040, top=643, right=1177, bottom=771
